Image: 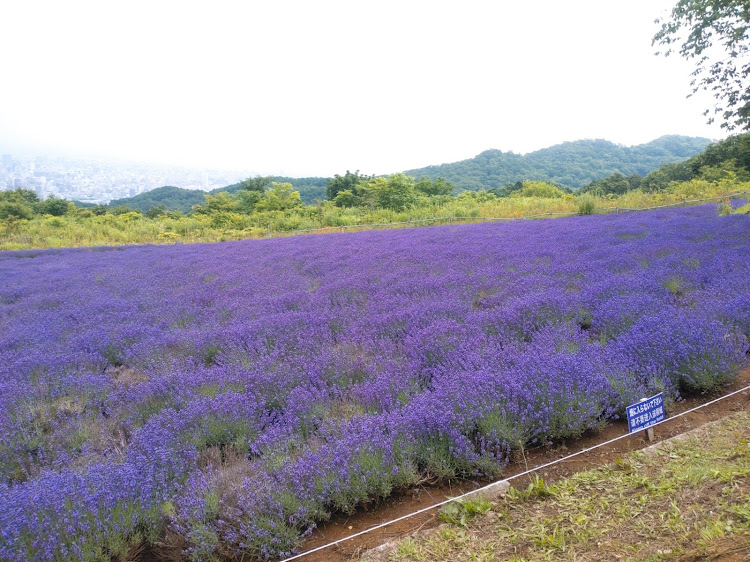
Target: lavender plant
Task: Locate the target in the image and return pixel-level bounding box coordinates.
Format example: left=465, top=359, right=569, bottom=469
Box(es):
left=0, top=204, right=748, bottom=560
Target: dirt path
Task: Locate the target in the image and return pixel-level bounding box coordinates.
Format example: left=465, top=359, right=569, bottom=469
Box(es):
left=297, top=367, right=750, bottom=561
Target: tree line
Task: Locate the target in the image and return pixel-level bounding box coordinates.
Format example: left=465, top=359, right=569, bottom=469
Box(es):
left=2, top=133, right=748, bottom=224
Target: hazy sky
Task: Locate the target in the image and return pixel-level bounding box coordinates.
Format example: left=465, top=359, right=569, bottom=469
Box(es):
left=0, top=1, right=726, bottom=177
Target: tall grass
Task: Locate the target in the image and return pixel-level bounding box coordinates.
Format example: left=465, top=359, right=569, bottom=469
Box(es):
left=1, top=181, right=747, bottom=251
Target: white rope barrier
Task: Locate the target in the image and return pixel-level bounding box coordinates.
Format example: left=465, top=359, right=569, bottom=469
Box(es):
left=280, top=381, right=750, bottom=561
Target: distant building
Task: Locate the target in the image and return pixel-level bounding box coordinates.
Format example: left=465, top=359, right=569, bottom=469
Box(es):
left=2, top=154, right=13, bottom=171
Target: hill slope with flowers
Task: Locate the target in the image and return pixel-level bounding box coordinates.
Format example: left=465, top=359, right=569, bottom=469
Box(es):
left=0, top=204, right=748, bottom=560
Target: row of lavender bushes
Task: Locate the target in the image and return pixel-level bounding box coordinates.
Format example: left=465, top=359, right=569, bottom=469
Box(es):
left=0, top=204, right=748, bottom=560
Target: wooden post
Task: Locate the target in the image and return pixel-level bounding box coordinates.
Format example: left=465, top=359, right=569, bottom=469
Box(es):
left=645, top=427, right=655, bottom=442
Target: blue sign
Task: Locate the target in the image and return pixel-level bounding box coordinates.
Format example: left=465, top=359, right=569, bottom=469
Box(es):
left=626, top=393, right=665, bottom=433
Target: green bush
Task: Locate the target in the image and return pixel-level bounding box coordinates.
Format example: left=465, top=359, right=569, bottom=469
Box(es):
left=717, top=200, right=734, bottom=215
left=576, top=194, right=596, bottom=215
left=0, top=202, right=33, bottom=220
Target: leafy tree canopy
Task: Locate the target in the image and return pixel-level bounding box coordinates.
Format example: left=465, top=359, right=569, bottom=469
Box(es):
left=372, top=173, right=418, bottom=211
left=514, top=180, right=568, bottom=198
left=329, top=173, right=451, bottom=210
left=109, top=205, right=140, bottom=216
left=332, top=189, right=359, bottom=208
left=414, top=177, right=455, bottom=196
left=109, top=186, right=206, bottom=214
left=654, top=0, right=750, bottom=130
left=19, top=189, right=41, bottom=205
left=0, top=201, right=33, bottom=220
left=580, top=173, right=641, bottom=196
left=38, top=195, right=70, bottom=216
left=145, top=204, right=167, bottom=219
left=240, top=176, right=273, bottom=193
left=255, top=182, right=303, bottom=212
left=194, top=192, right=238, bottom=214
left=326, top=170, right=370, bottom=201
left=220, top=176, right=328, bottom=204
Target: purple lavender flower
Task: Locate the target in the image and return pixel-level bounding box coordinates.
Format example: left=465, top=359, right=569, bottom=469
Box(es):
left=0, top=204, right=748, bottom=559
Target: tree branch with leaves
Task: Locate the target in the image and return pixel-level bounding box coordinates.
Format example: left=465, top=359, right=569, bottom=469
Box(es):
left=654, top=0, right=750, bottom=130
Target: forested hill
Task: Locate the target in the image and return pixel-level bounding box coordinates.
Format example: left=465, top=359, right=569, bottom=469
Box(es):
left=108, top=136, right=711, bottom=212
left=404, top=135, right=712, bottom=191
left=109, top=177, right=328, bottom=212
left=109, top=186, right=206, bottom=214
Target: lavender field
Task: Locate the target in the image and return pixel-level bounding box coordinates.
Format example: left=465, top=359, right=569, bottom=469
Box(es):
left=1, top=205, right=749, bottom=560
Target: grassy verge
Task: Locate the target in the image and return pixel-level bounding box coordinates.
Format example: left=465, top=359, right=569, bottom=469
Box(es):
left=1, top=184, right=747, bottom=251
left=381, top=410, right=750, bottom=561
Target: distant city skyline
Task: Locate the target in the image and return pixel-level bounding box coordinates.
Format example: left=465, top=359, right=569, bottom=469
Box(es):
left=0, top=143, right=254, bottom=173
left=0, top=1, right=728, bottom=178
left=0, top=151, right=252, bottom=204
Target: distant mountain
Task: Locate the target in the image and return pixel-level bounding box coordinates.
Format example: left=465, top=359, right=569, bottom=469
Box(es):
left=108, top=177, right=329, bottom=213
left=403, top=135, right=713, bottom=191
left=109, top=185, right=206, bottom=213
left=106, top=136, right=714, bottom=212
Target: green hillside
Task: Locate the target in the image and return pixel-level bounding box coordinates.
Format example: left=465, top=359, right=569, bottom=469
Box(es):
left=404, top=135, right=712, bottom=191
left=106, top=136, right=712, bottom=212
left=109, top=185, right=206, bottom=214
left=581, top=133, right=750, bottom=194
left=108, top=178, right=328, bottom=213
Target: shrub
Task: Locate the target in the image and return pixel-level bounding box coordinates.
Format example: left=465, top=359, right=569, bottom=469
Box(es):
left=717, top=200, right=733, bottom=215
left=576, top=194, right=596, bottom=215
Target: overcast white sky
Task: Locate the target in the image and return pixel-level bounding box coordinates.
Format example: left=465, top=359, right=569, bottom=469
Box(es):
left=0, top=0, right=727, bottom=177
